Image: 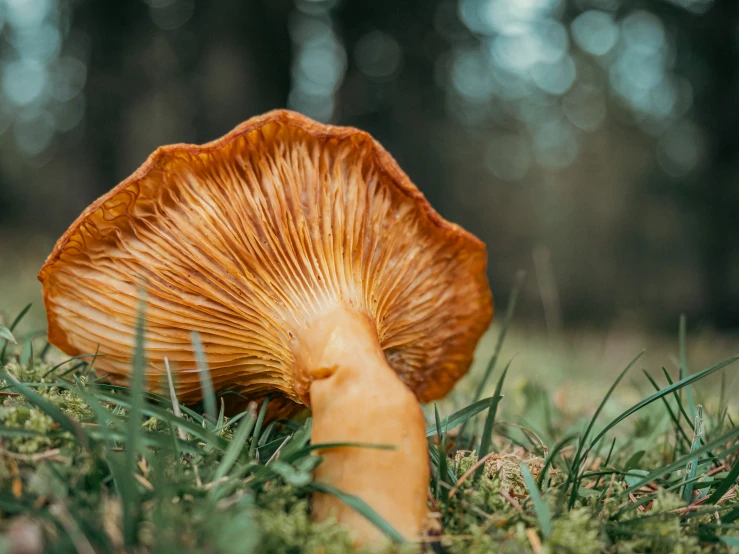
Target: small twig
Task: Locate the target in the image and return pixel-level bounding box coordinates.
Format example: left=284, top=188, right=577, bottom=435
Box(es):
left=629, top=492, right=653, bottom=513
left=599, top=472, right=619, bottom=517
left=133, top=473, right=154, bottom=491
left=191, top=460, right=203, bottom=488
left=0, top=448, right=68, bottom=463
left=526, top=527, right=542, bottom=553
left=49, top=502, right=96, bottom=554
left=674, top=488, right=736, bottom=515
left=449, top=453, right=500, bottom=499
left=420, top=534, right=474, bottom=543
left=705, top=464, right=727, bottom=477
left=499, top=490, right=524, bottom=514
left=605, top=472, right=617, bottom=501
left=266, top=435, right=292, bottom=465
left=426, top=490, right=438, bottom=512
left=203, top=476, right=230, bottom=491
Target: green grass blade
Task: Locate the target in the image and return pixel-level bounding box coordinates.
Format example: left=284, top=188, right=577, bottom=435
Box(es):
left=589, top=355, right=738, bottom=450
left=581, top=351, right=644, bottom=452
left=433, top=403, right=449, bottom=503
left=279, top=420, right=311, bottom=459
left=705, top=449, right=739, bottom=504
left=679, top=315, right=697, bottom=421
left=615, top=425, right=739, bottom=501
left=69, top=375, right=120, bottom=446
left=42, top=354, right=109, bottom=379
left=80, top=426, right=204, bottom=455
left=164, top=356, right=187, bottom=442
left=0, top=324, right=17, bottom=345
left=247, top=440, right=395, bottom=490
left=281, top=441, right=395, bottom=464
left=427, top=441, right=457, bottom=485
left=566, top=350, right=644, bottom=507
left=722, top=506, right=739, bottom=525
left=604, top=437, right=617, bottom=468
left=96, top=381, right=206, bottom=425
left=249, top=396, right=270, bottom=459
left=0, top=303, right=31, bottom=364
left=718, top=369, right=738, bottom=429
left=39, top=340, right=52, bottom=361
left=258, top=421, right=277, bottom=447
left=191, top=330, right=217, bottom=425
left=565, top=350, right=644, bottom=498
left=661, top=367, right=695, bottom=432
left=472, top=270, right=525, bottom=403
left=0, top=426, right=53, bottom=439
left=122, top=289, right=147, bottom=547
left=20, top=340, right=33, bottom=370
left=8, top=304, right=32, bottom=331
left=681, top=405, right=703, bottom=502
left=642, top=369, right=691, bottom=449
left=213, top=402, right=258, bottom=483
left=81, top=345, right=101, bottom=379
left=90, top=390, right=228, bottom=451
left=521, top=462, right=551, bottom=538
left=269, top=460, right=314, bottom=486
left=216, top=398, right=226, bottom=433
left=475, top=358, right=512, bottom=480
left=218, top=410, right=252, bottom=432
left=308, top=482, right=405, bottom=543
left=425, top=396, right=495, bottom=437
left=538, top=434, right=577, bottom=489
left=434, top=402, right=445, bottom=440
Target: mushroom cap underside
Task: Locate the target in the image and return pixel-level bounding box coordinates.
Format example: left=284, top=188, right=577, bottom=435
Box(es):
left=39, top=109, right=493, bottom=409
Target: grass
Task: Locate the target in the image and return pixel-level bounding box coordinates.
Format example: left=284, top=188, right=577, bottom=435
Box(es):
left=0, top=295, right=738, bottom=553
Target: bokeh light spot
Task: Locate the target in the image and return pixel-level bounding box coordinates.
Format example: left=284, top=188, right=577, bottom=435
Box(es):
left=149, top=0, right=194, bottom=30
left=571, top=10, right=618, bottom=56
left=621, top=11, right=665, bottom=55
left=2, top=59, right=47, bottom=106
left=450, top=49, right=495, bottom=100
left=13, top=111, right=55, bottom=156
left=533, top=117, right=579, bottom=168
left=532, top=55, right=576, bottom=95
left=354, top=30, right=402, bottom=80
left=563, top=84, right=606, bottom=132
left=50, top=56, right=87, bottom=102
left=658, top=121, right=705, bottom=176
left=486, top=133, right=533, bottom=181
left=288, top=10, right=346, bottom=121
left=5, top=0, right=51, bottom=28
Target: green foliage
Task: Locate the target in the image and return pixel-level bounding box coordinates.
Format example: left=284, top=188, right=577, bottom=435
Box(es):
left=0, top=302, right=737, bottom=553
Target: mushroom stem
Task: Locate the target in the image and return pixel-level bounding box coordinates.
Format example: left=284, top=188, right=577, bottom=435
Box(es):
left=298, top=306, right=429, bottom=545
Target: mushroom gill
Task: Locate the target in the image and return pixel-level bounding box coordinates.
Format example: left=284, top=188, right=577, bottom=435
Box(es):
left=39, top=109, right=493, bottom=544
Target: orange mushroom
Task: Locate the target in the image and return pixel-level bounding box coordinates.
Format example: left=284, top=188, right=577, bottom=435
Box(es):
left=38, top=110, right=493, bottom=544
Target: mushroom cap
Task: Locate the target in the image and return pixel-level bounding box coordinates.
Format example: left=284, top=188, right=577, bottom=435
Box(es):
left=39, top=110, right=493, bottom=409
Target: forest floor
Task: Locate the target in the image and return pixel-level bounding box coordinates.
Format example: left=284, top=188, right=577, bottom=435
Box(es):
left=0, top=295, right=738, bottom=553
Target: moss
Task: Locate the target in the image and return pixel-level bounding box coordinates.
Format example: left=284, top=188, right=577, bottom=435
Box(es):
left=0, top=362, right=94, bottom=455
left=1, top=354, right=736, bottom=554
left=544, top=508, right=607, bottom=554
left=0, top=396, right=55, bottom=454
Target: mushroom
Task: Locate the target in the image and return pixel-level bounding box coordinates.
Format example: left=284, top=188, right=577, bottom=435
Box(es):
left=38, top=110, right=493, bottom=544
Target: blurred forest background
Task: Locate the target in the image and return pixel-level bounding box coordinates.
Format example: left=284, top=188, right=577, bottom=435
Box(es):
left=1, top=0, right=739, bottom=340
